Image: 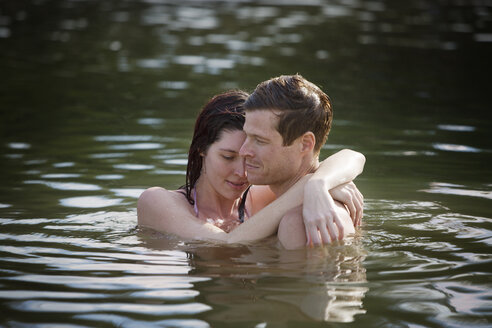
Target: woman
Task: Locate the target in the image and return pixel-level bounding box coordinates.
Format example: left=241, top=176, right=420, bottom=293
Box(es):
left=137, top=90, right=364, bottom=248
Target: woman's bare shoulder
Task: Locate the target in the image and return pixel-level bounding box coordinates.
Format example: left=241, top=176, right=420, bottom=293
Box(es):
left=138, top=187, right=187, bottom=204
left=137, top=187, right=192, bottom=228
left=137, top=186, right=227, bottom=241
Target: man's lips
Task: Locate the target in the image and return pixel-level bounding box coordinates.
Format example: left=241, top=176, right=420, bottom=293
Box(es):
left=245, top=162, right=259, bottom=170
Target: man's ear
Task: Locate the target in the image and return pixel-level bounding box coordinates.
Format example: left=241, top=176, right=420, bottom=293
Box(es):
left=299, top=132, right=315, bottom=154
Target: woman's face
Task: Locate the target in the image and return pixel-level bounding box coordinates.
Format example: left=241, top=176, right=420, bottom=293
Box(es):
left=201, top=129, right=249, bottom=200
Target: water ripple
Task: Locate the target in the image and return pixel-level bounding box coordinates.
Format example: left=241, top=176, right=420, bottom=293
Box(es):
left=94, top=135, right=153, bottom=142
left=7, top=142, right=31, bottom=149
left=420, top=182, right=492, bottom=200
left=24, top=180, right=101, bottom=191
left=108, top=143, right=163, bottom=150
left=59, top=196, right=123, bottom=208
left=8, top=274, right=209, bottom=290
left=110, top=188, right=145, bottom=198
left=433, top=143, right=481, bottom=153
left=10, top=300, right=211, bottom=315
left=113, top=164, right=155, bottom=170
left=74, top=315, right=210, bottom=328
left=437, top=124, right=476, bottom=132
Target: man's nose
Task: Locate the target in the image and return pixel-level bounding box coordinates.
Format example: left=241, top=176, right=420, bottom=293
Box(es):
left=239, top=139, right=252, bottom=158
left=234, top=158, right=247, bottom=178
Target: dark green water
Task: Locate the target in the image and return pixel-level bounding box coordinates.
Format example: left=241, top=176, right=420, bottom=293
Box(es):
left=0, top=1, right=491, bottom=327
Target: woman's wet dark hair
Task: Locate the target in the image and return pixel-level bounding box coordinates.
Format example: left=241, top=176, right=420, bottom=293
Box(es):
left=183, top=90, right=248, bottom=205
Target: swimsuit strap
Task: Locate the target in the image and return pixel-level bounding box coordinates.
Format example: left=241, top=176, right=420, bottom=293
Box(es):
left=238, top=185, right=251, bottom=223
left=193, top=188, right=199, bottom=216
left=192, top=186, right=250, bottom=223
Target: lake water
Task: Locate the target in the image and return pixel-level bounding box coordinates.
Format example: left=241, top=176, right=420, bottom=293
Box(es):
left=0, top=1, right=491, bottom=327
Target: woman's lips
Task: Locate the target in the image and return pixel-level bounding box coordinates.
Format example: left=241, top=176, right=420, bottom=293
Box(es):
left=227, top=180, right=248, bottom=190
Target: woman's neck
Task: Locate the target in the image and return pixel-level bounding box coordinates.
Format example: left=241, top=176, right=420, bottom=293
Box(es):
left=194, top=179, right=240, bottom=220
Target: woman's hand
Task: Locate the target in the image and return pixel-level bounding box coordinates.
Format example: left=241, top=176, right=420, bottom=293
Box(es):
left=301, top=149, right=366, bottom=246
left=303, top=179, right=345, bottom=245
left=329, top=182, right=364, bottom=227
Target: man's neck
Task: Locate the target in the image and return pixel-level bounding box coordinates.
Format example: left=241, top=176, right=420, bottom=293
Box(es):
left=269, top=156, right=320, bottom=197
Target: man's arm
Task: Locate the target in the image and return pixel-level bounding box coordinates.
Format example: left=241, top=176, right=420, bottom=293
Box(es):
left=303, top=149, right=366, bottom=246
left=278, top=200, right=355, bottom=250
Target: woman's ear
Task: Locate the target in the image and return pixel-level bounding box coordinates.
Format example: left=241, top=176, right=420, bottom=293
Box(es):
left=200, top=151, right=206, bottom=173
left=299, top=132, right=315, bottom=154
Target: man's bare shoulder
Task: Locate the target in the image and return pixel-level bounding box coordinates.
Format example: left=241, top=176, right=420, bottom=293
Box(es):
left=333, top=200, right=356, bottom=235
left=248, top=185, right=277, bottom=214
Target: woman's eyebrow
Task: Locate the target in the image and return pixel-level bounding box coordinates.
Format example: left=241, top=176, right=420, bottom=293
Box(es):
left=219, top=148, right=238, bottom=153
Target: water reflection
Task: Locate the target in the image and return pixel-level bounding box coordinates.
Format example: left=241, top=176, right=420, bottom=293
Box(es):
left=433, top=143, right=481, bottom=153
left=59, top=196, right=123, bottom=208
left=24, top=180, right=101, bottom=191
left=437, top=124, right=476, bottom=132
left=421, top=182, right=492, bottom=200
left=142, top=233, right=368, bottom=323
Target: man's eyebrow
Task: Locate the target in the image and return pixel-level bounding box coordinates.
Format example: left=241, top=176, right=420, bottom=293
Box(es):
left=249, top=133, right=269, bottom=141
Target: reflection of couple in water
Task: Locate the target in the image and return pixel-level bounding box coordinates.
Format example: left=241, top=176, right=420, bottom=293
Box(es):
left=141, top=231, right=367, bottom=323
left=138, top=74, right=365, bottom=250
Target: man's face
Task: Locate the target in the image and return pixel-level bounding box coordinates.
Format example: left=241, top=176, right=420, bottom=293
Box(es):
left=239, top=110, right=302, bottom=187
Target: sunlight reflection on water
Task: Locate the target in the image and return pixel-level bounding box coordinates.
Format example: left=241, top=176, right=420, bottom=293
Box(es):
left=60, top=196, right=124, bottom=208
left=421, top=182, right=492, bottom=200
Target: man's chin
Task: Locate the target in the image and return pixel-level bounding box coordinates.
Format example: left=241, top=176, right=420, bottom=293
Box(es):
left=246, top=174, right=268, bottom=186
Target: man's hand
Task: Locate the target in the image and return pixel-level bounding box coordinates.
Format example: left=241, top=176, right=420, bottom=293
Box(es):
left=303, top=179, right=344, bottom=246
left=329, top=182, right=364, bottom=227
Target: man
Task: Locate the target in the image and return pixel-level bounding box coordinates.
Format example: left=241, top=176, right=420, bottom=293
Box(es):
left=239, top=74, right=364, bottom=248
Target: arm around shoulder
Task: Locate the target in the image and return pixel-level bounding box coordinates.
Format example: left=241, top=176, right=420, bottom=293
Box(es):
left=308, top=149, right=365, bottom=187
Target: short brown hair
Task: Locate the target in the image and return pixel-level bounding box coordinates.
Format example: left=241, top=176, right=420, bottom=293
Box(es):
left=243, top=74, right=332, bottom=154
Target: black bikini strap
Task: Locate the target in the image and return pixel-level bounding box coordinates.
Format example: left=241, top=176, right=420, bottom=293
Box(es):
left=238, top=185, right=251, bottom=223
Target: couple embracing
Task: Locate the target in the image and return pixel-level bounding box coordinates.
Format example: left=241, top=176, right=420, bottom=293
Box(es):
left=138, top=74, right=365, bottom=250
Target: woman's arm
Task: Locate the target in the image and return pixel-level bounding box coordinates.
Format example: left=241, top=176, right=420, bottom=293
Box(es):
left=303, top=149, right=366, bottom=246
left=226, top=149, right=365, bottom=244
left=225, top=175, right=310, bottom=243
left=137, top=183, right=309, bottom=244
left=329, top=182, right=364, bottom=226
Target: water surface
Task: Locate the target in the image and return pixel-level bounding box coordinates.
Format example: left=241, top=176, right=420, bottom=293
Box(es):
left=0, top=1, right=491, bottom=327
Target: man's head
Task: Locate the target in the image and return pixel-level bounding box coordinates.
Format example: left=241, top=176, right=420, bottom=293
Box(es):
left=239, top=74, right=333, bottom=192
left=243, top=74, right=332, bottom=154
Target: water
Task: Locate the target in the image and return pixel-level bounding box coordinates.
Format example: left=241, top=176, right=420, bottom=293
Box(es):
left=0, top=0, right=491, bottom=327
